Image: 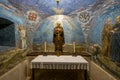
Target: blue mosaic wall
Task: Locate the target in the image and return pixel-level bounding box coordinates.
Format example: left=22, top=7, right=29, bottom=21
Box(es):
left=0, top=0, right=120, bottom=47
left=89, top=2, right=120, bottom=44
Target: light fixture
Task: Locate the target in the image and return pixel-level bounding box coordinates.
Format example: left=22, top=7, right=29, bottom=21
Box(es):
left=55, top=0, right=61, bottom=8
left=56, top=0, right=61, bottom=4
left=53, top=0, right=63, bottom=15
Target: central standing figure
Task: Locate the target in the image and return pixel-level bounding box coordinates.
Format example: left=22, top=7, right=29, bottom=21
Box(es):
left=53, top=22, right=65, bottom=55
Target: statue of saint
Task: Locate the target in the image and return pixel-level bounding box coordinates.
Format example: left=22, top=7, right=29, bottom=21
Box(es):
left=101, top=18, right=112, bottom=57
left=53, top=22, right=64, bottom=55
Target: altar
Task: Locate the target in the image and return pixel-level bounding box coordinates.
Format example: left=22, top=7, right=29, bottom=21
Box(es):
left=31, top=55, right=89, bottom=80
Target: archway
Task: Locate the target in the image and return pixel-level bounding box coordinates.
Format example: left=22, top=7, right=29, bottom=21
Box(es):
left=0, top=17, right=15, bottom=47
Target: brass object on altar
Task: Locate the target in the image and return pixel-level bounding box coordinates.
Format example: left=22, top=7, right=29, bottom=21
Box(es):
left=56, top=51, right=62, bottom=56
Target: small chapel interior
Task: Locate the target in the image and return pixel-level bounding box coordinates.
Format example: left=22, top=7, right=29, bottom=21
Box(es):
left=0, top=0, right=120, bottom=80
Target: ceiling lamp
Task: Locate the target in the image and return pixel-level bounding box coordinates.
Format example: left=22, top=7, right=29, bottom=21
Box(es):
left=55, top=0, right=61, bottom=8
left=56, top=0, right=61, bottom=4
left=53, top=0, right=63, bottom=15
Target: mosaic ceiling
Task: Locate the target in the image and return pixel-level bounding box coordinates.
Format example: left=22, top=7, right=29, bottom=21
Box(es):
left=7, top=0, right=99, bottom=15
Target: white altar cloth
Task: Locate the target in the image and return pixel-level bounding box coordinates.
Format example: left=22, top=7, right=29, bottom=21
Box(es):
left=31, top=55, right=89, bottom=70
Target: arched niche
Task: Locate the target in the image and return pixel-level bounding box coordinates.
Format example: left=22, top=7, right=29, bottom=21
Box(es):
left=33, top=15, right=85, bottom=45
left=0, top=17, right=15, bottom=47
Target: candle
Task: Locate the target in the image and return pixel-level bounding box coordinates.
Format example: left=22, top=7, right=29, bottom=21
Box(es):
left=44, top=42, right=46, bottom=52
left=73, top=42, right=75, bottom=53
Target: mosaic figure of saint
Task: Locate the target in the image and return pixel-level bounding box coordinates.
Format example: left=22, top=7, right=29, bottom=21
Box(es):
left=110, top=16, right=120, bottom=64
left=101, top=18, right=112, bottom=57
left=18, top=26, right=27, bottom=49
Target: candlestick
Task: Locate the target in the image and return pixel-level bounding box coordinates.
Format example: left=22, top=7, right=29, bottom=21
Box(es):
left=44, top=42, right=46, bottom=52
left=73, top=42, right=75, bottom=53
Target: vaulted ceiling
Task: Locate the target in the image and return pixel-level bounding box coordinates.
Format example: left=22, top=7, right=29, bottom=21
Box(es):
left=8, top=0, right=99, bottom=15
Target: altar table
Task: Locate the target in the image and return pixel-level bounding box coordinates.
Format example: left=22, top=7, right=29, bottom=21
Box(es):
left=31, top=55, right=89, bottom=80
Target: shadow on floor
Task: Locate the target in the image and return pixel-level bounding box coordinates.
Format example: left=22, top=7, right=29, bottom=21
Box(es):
left=34, top=69, right=86, bottom=80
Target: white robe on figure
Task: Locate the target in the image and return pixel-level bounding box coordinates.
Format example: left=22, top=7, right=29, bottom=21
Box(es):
left=20, top=29, right=27, bottom=49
